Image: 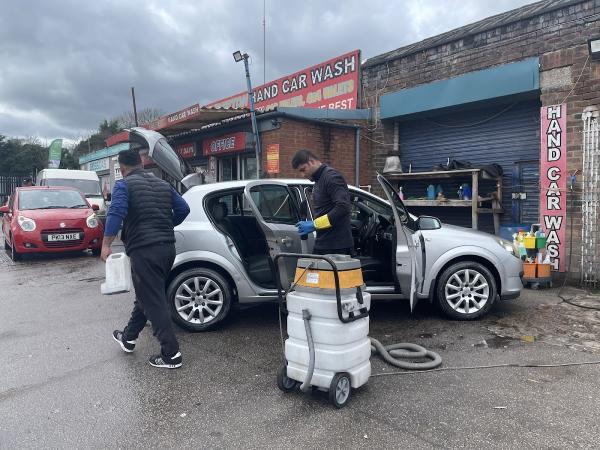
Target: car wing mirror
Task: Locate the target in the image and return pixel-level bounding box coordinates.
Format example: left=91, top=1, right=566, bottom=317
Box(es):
left=92, top=204, right=100, bottom=211
left=417, top=215, right=441, bottom=230
left=0, top=205, right=9, bottom=214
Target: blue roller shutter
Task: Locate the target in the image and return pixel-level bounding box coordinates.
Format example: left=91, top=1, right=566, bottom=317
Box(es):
left=397, top=99, right=540, bottom=233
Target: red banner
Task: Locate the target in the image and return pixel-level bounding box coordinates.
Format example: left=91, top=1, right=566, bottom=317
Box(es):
left=206, top=50, right=360, bottom=112
left=176, top=142, right=197, bottom=159
left=540, top=104, right=567, bottom=272
left=202, top=132, right=252, bottom=156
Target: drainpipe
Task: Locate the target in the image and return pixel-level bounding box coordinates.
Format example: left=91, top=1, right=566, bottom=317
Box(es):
left=355, top=127, right=361, bottom=186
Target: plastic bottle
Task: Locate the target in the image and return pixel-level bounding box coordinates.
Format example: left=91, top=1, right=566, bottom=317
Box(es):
left=398, top=186, right=404, bottom=201
left=458, top=185, right=464, bottom=200
left=427, top=185, right=436, bottom=200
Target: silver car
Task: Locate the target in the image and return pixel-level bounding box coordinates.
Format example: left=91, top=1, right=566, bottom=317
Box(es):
left=128, top=128, right=523, bottom=332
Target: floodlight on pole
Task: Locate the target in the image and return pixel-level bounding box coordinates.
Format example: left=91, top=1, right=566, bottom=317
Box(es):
left=233, top=50, right=261, bottom=179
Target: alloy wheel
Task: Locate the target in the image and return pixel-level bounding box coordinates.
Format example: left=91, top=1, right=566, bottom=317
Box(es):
left=444, top=268, right=490, bottom=315
left=174, top=276, right=224, bottom=325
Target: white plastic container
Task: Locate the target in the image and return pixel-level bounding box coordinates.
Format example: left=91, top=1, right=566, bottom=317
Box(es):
left=286, top=288, right=371, bottom=389
left=100, top=252, right=132, bottom=295
left=285, top=256, right=371, bottom=390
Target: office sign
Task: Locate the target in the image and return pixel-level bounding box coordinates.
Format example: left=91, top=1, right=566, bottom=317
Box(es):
left=202, top=132, right=253, bottom=156
left=540, top=103, right=567, bottom=272
left=266, top=144, right=280, bottom=174
left=88, top=158, right=109, bottom=172
left=206, top=50, right=360, bottom=111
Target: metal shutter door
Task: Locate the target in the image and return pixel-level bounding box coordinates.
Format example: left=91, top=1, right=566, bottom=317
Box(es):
left=398, top=99, right=540, bottom=232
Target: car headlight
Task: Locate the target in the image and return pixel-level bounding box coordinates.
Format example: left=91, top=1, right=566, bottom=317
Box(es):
left=86, top=214, right=99, bottom=229
left=498, top=238, right=516, bottom=256
left=17, top=215, right=36, bottom=232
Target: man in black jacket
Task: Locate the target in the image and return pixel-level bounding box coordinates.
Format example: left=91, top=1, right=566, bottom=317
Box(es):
left=292, top=149, right=353, bottom=255
left=101, top=149, right=190, bottom=369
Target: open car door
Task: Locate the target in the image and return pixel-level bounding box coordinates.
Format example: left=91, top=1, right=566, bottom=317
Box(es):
left=243, top=181, right=303, bottom=287
left=126, top=127, right=202, bottom=190
left=376, top=174, right=424, bottom=311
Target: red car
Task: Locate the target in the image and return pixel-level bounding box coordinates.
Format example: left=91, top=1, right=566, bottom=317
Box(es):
left=0, top=186, right=103, bottom=261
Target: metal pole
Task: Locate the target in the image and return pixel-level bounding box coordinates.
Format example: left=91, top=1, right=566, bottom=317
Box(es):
left=131, top=87, right=139, bottom=127
left=243, top=55, right=261, bottom=179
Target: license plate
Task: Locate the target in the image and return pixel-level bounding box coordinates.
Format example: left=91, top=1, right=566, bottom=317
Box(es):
left=48, top=233, right=80, bottom=241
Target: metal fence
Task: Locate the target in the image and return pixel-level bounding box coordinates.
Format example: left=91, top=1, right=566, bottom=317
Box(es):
left=581, top=111, right=600, bottom=287
left=0, top=175, right=34, bottom=204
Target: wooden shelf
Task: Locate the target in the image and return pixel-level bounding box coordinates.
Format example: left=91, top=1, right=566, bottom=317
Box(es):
left=385, top=168, right=503, bottom=234
left=403, top=198, right=493, bottom=207
left=384, top=168, right=499, bottom=181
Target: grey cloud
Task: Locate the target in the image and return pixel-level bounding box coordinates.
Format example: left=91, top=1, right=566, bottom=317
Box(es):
left=0, top=0, right=535, bottom=141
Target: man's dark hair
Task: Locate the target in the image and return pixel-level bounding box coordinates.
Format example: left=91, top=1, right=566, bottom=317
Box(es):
left=118, top=149, right=142, bottom=167
left=291, top=149, right=320, bottom=169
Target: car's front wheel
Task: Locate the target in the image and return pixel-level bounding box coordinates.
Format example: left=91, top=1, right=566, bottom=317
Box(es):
left=9, top=235, right=22, bottom=262
left=436, top=261, right=496, bottom=320
left=167, top=267, right=233, bottom=332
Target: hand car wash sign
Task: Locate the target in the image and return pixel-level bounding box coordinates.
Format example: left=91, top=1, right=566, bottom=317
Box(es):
left=540, top=104, right=567, bottom=272
left=206, top=50, right=360, bottom=111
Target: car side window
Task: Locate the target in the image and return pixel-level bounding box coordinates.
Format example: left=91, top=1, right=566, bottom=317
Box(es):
left=249, top=185, right=299, bottom=225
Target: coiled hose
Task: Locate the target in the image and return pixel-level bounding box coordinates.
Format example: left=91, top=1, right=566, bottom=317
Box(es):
left=370, top=338, right=442, bottom=370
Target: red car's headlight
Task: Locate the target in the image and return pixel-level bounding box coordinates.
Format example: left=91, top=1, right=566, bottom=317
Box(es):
left=86, top=214, right=99, bottom=229
left=17, top=215, right=36, bottom=232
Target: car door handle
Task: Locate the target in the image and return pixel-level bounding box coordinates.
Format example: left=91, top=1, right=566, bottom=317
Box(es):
left=280, top=237, right=293, bottom=247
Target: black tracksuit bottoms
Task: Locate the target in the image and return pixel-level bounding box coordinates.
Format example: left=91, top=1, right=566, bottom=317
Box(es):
left=122, top=243, right=179, bottom=358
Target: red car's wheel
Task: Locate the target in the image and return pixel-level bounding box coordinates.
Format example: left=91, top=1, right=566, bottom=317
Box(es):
left=9, top=235, right=22, bottom=261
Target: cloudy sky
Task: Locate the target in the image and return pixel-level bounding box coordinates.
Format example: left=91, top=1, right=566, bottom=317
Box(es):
left=0, top=0, right=535, bottom=143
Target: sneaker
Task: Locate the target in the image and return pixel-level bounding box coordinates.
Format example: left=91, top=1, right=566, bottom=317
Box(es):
left=112, top=330, right=136, bottom=353
left=148, top=352, right=182, bottom=369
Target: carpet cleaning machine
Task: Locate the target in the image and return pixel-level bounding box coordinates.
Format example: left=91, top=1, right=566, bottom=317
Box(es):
left=274, top=252, right=442, bottom=408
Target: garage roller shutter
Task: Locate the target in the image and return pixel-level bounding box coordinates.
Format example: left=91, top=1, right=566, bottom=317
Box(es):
left=398, top=99, right=540, bottom=232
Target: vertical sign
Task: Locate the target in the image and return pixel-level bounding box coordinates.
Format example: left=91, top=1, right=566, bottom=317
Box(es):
left=540, top=104, right=567, bottom=272
left=266, top=144, right=280, bottom=174
left=48, top=139, right=63, bottom=168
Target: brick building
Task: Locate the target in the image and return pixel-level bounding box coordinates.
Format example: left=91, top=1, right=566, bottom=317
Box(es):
left=361, top=0, right=600, bottom=277
left=167, top=108, right=371, bottom=188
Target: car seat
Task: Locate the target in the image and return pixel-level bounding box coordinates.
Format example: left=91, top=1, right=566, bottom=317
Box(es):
left=210, top=201, right=274, bottom=286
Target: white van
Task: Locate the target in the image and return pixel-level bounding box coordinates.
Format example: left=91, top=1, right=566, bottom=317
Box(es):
left=37, top=169, right=107, bottom=223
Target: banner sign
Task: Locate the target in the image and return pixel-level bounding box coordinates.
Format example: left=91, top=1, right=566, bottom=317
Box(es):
left=266, top=144, right=280, bottom=174
left=88, top=158, right=109, bottom=172
left=206, top=50, right=360, bottom=112
left=176, top=142, right=197, bottom=159
left=540, top=104, right=567, bottom=272
left=48, top=139, right=63, bottom=168
left=202, top=132, right=252, bottom=156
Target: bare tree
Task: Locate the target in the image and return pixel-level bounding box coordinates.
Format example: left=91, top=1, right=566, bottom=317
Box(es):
left=115, top=108, right=165, bottom=129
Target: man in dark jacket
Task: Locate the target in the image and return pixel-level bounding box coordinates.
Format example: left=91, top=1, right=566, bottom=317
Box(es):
left=101, top=149, right=190, bottom=369
left=292, top=149, right=353, bottom=255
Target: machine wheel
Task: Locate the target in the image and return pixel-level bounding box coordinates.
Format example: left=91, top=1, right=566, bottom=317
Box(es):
left=277, top=365, right=298, bottom=392
left=436, top=261, right=496, bottom=320
left=167, top=267, right=232, bottom=332
left=329, top=373, right=352, bottom=408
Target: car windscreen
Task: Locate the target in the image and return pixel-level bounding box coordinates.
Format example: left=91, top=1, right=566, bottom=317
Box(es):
left=18, top=190, right=89, bottom=210
left=44, top=178, right=101, bottom=195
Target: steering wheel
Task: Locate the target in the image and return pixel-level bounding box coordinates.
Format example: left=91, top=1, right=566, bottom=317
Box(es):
left=359, top=214, right=379, bottom=248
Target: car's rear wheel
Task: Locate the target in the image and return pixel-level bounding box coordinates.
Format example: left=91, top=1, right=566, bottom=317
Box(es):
left=167, top=267, right=233, bottom=332
left=436, top=261, right=496, bottom=320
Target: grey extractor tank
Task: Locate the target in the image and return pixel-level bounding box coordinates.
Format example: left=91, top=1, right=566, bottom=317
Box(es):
left=279, top=254, right=371, bottom=407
